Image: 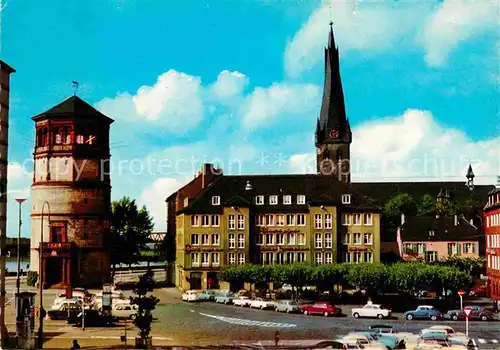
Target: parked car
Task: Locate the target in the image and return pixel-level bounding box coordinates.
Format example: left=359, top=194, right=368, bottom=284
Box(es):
left=468, top=285, right=487, bottom=297
left=352, top=303, right=391, bottom=319
left=422, top=326, right=466, bottom=340
left=445, top=305, right=493, bottom=321
left=196, top=291, right=211, bottom=301
left=369, top=325, right=397, bottom=335
left=181, top=290, right=199, bottom=302
left=48, top=300, right=81, bottom=320
left=340, top=335, right=387, bottom=349
left=74, top=310, right=112, bottom=327
left=301, top=302, right=341, bottom=317
left=250, top=297, right=275, bottom=310
left=112, top=303, right=138, bottom=320
left=204, top=290, right=217, bottom=301
left=275, top=300, right=301, bottom=313
left=215, top=292, right=234, bottom=304
left=233, top=296, right=251, bottom=307
left=403, top=305, right=443, bottom=321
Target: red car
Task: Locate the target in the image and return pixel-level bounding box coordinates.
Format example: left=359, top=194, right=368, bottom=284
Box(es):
left=469, top=285, right=488, bottom=297
left=300, top=302, right=342, bottom=317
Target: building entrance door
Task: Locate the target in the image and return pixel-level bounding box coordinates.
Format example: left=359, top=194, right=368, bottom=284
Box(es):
left=189, top=272, right=202, bottom=290
left=45, top=258, right=63, bottom=287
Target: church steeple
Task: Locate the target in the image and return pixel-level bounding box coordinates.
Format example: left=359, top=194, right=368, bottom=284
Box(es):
left=316, top=22, right=352, bottom=146
left=316, top=23, right=352, bottom=183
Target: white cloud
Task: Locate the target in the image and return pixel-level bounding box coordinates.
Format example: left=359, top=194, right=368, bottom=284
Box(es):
left=96, top=70, right=204, bottom=133
left=284, top=0, right=429, bottom=77
left=241, top=83, right=321, bottom=129
left=138, top=177, right=189, bottom=231
left=289, top=109, right=500, bottom=184
left=7, top=163, right=27, bottom=182
left=421, top=0, right=498, bottom=67
left=211, top=70, right=249, bottom=100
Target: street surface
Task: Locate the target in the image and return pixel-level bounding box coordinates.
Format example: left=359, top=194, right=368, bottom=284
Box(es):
left=5, top=278, right=500, bottom=349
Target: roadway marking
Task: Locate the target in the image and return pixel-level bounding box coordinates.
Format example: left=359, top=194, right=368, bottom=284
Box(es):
left=492, top=339, right=498, bottom=343
left=199, top=312, right=296, bottom=328
left=478, top=339, right=486, bottom=344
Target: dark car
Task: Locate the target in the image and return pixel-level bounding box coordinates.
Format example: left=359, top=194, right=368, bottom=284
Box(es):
left=300, top=302, right=342, bottom=317
left=445, top=305, right=493, bottom=321
left=403, top=305, right=443, bottom=321
left=73, top=310, right=113, bottom=327
left=47, top=302, right=81, bottom=321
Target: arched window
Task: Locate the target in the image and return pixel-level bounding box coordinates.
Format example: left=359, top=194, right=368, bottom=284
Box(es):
left=42, top=128, right=48, bottom=146
left=336, top=150, right=343, bottom=161
left=54, top=128, right=62, bottom=144
left=36, top=129, right=42, bottom=147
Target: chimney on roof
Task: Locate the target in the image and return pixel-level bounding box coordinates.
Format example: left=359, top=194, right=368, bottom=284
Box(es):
left=454, top=215, right=458, bottom=226
left=400, top=213, right=405, bottom=225
left=199, top=163, right=223, bottom=189
left=245, top=180, right=253, bottom=191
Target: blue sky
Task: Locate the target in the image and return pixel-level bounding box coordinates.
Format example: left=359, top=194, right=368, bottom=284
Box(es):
left=4, top=0, right=499, bottom=235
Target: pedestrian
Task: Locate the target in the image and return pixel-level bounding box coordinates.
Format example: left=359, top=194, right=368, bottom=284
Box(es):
left=71, top=339, right=80, bottom=349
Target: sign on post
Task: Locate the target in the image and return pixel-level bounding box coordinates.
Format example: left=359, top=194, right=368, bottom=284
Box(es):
left=458, top=290, right=465, bottom=309
left=463, top=307, right=473, bottom=336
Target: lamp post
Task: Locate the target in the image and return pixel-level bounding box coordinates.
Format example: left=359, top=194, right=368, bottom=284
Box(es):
left=37, top=201, right=50, bottom=350
left=14, top=199, right=26, bottom=296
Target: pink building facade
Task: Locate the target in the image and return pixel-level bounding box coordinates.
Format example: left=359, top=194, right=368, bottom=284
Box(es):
left=396, top=214, right=479, bottom=262
left=484, top=188, right=500, bottom=304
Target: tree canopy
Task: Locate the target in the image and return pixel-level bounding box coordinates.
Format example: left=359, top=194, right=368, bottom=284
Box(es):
left=108, top=197, right=154, bottom=268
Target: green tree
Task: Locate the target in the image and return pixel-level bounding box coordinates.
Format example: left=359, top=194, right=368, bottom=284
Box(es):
left=130, top=269, right=160, bottom=348
left=387, top=262, right=424, bottom=294
left=436, top=256, right=485, bottom=278
left=383, top=193, right=418, bottom=230
left=109, top=197, right=155, bottom=277
left=272, top=263, right=315, bottom=295
left=417, top=194, right=436, bottom=216
left=315, top=264, right=347, bottom=294
left=347, top=263, right=388, bottom=296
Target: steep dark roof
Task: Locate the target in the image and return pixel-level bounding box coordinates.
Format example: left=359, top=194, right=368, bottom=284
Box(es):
left=401, top=216, right=478, bottom=242
left=32, top=96, right=114, bottom=123
left=178, top=174, right=379, bottom=215
left=466, top=165, right=475, bottom=179
left=0, top=60, right=15, bottom=74
left=352, top=182, right=494, bottom=207
left=315, top=23, right=351, bottom=145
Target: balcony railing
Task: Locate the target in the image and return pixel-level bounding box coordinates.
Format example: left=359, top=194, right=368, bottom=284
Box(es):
left=41, top=242, right=72, bottom=250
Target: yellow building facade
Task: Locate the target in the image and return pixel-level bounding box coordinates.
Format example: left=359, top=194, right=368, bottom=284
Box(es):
left=174, top=175, right=381, bottom=291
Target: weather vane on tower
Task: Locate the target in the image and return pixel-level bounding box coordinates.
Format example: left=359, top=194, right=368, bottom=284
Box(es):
left=72, top=81, right=80, bottom=96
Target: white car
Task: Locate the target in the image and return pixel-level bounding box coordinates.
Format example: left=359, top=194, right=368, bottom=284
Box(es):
left=421, top=326, right=467, bottom=340
left=112, top=303, right=138, bottom=320
left=352, top=303, right=391, bottom=319
left=250, top=298, right=275, bottom=310
left=182, top=290, right=199, bottom=302
left=233, top=296, right=251, bottom=307
left=341, top=336, right=387, bottom=350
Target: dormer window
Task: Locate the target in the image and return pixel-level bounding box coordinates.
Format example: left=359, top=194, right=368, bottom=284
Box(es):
left=212, top=196, right=220, bottom=205
left=297, top=195, right=306, bottom=205
left=283, top=195, right=291, bottom=205
left=270, top=195, right=278, bottom=205
left=429, top=230, right=435, bottom=237
left=342, top=194, right=351, bottom=204
left=255, top=195, right=264, bottom=205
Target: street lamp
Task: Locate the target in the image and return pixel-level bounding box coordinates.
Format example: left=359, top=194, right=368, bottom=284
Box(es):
left=37, top=201, right=50, bottom=350
left=14, top=198, right=26, bottom=296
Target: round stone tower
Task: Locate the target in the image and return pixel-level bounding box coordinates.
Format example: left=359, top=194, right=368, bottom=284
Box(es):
left=30, top=96, right=113, bottom=288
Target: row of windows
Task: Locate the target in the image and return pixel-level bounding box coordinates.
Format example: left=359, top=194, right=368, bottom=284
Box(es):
left=190, top=233, right=221, bottom=246
left=190, top=252, right=378, bottom=266
left=191, top=215, right=221, bottom=227
left=487, top=194, right=500, bottom=207
left=190, top=212, right=373, bottom=229
left=486, top=213, right=500, bottom=228
left=256, top=232, right=306, bottom=246
left=487, top=234, right=500, bottom=248
left=448, top=242, right=476, bottom=254
left=256, top=214, right=307, bottom=227
left=343, top=252, right=374, bottom=264
left=191, top=252, right=220, bottom=267
left=258, top=252, right=307, bottom=264
left=211, top=194, right=354, bottom=207
left=343, top=233, right=373, bottom=245
left=488, top=255, right=500, bottom=271
left=341, top=213, right=373, bottom=226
